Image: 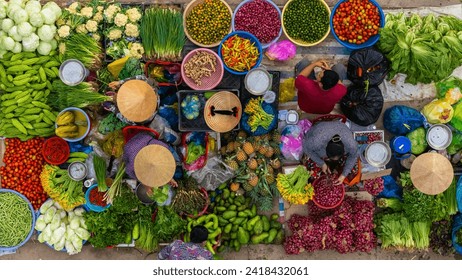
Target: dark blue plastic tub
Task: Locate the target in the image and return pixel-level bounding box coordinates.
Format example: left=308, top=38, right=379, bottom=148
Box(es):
left=218, top=31, right=263, bottom=76
left=330, top=0, right=385, bottom=50
left=0, top=189, right=36, bottom=254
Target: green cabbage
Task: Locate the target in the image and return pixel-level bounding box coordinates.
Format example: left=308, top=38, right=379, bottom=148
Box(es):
left=407, top=127, right=428, bottom=155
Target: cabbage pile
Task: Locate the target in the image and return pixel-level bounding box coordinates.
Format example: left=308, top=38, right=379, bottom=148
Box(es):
left=0, top=0, right=61, bottom=57
left=35, top=200, right=90, bottom=255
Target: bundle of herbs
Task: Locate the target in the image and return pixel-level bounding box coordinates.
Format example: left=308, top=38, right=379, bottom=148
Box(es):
left=60, top=33, right=103, bottom=70
left=93, top=154, right=108, bottom=192
left=171, top=176, right=208, bottom=216
left=430, top=219, right=454, bottom=256
left=49, top=80, right=112, bottom=111
left=104, top=162, right=126, bottom=205
left=140, top=6, right=185, bottom=61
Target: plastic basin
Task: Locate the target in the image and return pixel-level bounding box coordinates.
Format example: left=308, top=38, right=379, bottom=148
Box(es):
left=330, top=0, right=385, bottom=50
left=181, top=48, right=224, bottom=90
left=312, top=175, right=345, bottom=209
left=218, top=31, right=263, bottom=76
left=85, top=184, right=111, bottom=212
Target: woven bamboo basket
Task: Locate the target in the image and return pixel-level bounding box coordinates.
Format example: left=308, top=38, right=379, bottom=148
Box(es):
left=183, top=0, right=233, bottom=48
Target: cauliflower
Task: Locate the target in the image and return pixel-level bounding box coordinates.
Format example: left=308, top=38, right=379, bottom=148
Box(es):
left=80, top=6, right=93, bottom=18
left=92, top=33, right=100, bottom=42
left=107, top=27, right=122, bottom=41
left=129, top=42, right=144, bottom=59
left=58, top=42, right=66, bottom=54
left=96, top=6, right=104, bottom=12
left=58, top=25, right=70, bottom=38
left=126, top=7, right=142, bottom=22
left=85, top=20, right=98, bottom=33
left=103, top=4, right=120, bottom=23
left=92, top=12, right=103, bottom=23
left=124, top=23, right=139, bottom=38
left=56, top=17, right=66, bottom=27
left=67, top=2, right=80, bottom=14
left=114, top=13, right=127, bottom=27
left=76, top=24, right=86, bottom=34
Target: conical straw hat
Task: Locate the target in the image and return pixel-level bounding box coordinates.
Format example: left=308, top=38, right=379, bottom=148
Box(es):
left=204, top=91, right=242, bottom=133
left=117, top=80, right=158, bottom=123
left=134, top=144, right=176, bottom=188
left=410, top=152, right=454, bottom=195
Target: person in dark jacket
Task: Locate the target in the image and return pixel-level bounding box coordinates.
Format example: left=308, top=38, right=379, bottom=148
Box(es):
left=302, top=121, right=359, bottom=184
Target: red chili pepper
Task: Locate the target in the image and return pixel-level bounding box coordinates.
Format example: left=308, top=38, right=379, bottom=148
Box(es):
left=89, top=188, right=107, bottom=207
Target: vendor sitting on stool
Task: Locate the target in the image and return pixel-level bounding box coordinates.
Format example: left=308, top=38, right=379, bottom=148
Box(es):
left=302, top=121, right=358, bottom=184
left=295, top=59, right=347, bottom=114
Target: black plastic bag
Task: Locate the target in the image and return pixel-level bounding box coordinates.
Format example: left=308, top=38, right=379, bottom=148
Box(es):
left=340, top=85, right=383, bottom=126
left=347, top=47, right=389, bottom=87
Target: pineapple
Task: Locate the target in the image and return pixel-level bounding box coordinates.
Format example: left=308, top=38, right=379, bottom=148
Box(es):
left=272, top=131, right=281, bottom=143
left=248, top=173, right=259, bottom=187
left=254, top=135, right=262, bottom=141
left=270, top=158, right=281, bottom=169
left=230, top=182, right=240, bottom=192
left=236, top=149, right=248, bottom=162
left=261, top=134, right=270, bottom=141
left=258, top=145, right=269, bottom=155
left=252, top=140, right=261, bottom=151
left=243, top=141, right=255, bottom=155
left=220, top=146, right=227, bottom=155
left=265, top=173, right=275, bottom=184
left=265, top=146, right=275, bottom=158
left=234, top=141, right=242, bottom=149
left=226, top=159, right=239, bottom=171
left=267, top=165, right=274, bottom=174
left=247, top=158, right=258, bottom=170
left=226, top=141, right=235, bottom=153
left=242, top=182, right=254, bottom=192
left=237, top=131, right=247, bottom=138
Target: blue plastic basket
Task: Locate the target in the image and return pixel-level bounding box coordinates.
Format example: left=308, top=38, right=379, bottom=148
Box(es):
left=218, top=31, right=263, bottom=76
left=0, top=189, right=36, bottom=254
left=241, top=100, right=278, bottom=136
left=231, top=0, right=282, bottom=49
left=330, top=0, right=385, bottom=50
left=85, top=184, right=111, bottom=212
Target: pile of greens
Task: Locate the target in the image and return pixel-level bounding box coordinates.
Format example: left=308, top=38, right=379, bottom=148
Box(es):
left=377, top=13, right=462, bottom=84
left=374, top=173, right=458, bottom=251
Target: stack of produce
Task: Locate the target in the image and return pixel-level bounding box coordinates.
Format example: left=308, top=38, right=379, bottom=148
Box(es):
left=429, top=219, right=454, bottom=256
left=233, top=0, right=281, bottom=45
left=363, top=177, right=384, bottom=196
left=0, top=51, right=61, bottom=139
left=35, top=200, right=90, bottom=255
left=0, top=138, right=47, bottom=210
left=208, top=184, right=284, bottom=253
left=40, top=164, right=86, bottom=211
left=284, top=197, right=376, bottom=254
left=184, top=213, right=222, bottom=254
left=140, top=6, right=185, bottom=61
left=0, top=0, right=61, bottom=57
left=171, top=176, right=208, bottom=217
left=0, top=190, right=33, bottom=248
left=48, top=80, right=111, bottom=111
left=276, top=165, right=313, bottom=205
left=184, top=0, right=231, bottom=46
left=57, top=1, right=105, bottom=42
left=282, top=0, right=330, bottom=44
left=221, top=34, right=259, bottom=72
left=378, top=13, right=462, bottom=84
left=221, top=131, right=282, bottom=211
left=103, top=3, right=144, bottom=59
left=60, top=33, right=103, bottom=70
left=374, top=172, right=458, bottom=250
left=244, top=97, right=274, bottom=132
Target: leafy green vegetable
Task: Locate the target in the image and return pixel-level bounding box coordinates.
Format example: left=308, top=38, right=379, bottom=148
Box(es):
left=442, top=179, right=458, bottom=216
left=399, top=171, right=413, bottom=188
left=118, top=57, right=143, bottom=80
left=411, top=221, right=431, bottom=249
left=376, top=198, right=403, bottom=211
left=406, top=127, right=428, bottom=155
left=402, top=187, right=448, bottom=222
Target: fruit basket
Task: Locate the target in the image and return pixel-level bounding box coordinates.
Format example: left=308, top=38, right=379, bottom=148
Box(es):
left=183, top=0, right=233, bottom=48
left=312, top=174, right=345, bottom=209
left=330, top=0, right=385, bottom=50
left=282, top=0, right=331, bottom=47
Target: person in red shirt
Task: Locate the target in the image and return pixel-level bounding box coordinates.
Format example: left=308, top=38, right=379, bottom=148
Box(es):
left=295, top=59, right=347, bottom=114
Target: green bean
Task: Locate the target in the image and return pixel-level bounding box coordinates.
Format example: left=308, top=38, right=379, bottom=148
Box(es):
left=0, top=192, right=33, bottom=247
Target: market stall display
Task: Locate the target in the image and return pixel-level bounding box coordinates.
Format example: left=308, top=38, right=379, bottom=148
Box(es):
left=181, top=48, right=223, bottom=90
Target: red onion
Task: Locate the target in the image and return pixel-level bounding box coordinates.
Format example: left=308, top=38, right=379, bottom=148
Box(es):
left=334, top=228, right=355, bottom=254
left=354, top=230, right=377, bottom=253
left=313, top=175, right=344, bottom=208
left=307, top=200, right=334, bottom=221
left=234, top=0, right=281, bottom=44
left=363, top=177, right=384, bottom=196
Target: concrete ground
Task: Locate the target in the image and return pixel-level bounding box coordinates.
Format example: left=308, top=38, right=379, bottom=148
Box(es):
left=2, top=0, right=462, bottom=261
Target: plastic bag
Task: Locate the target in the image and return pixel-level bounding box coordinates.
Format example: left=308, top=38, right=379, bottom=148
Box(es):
left=436, top=76, right=462, bottom=104
left=421, top=99, right=454, bottom=124
left=347, top=47, right=389, bottom=87
left=180, top=132, right=208, bottom=172
left=279, top=78, right=295, bottom=103
left=377, top=175, right=403, bottom=199
left=457, top=176, right=462, bottom=213
left=451, top=213, right=462, bottom=255
left=340, top=85, right=384, bottom=126
left=280, top=119, right=312, bottom=161
left=190, top=156, right=235, bottom=191
left=265, top=40, right=296, bottom=61
left=450, top=101, right=462, bottom=132
left=383, top=105, right=425, bottom=135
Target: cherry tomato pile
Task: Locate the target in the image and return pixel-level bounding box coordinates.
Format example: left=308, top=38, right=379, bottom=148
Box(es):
left=0, top=138, right=48, bottom=210
left=332, top=0, right=381, bottom=45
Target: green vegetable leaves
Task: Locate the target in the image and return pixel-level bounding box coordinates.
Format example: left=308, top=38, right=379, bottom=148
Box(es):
left=378, top=13, right=462, bottom=84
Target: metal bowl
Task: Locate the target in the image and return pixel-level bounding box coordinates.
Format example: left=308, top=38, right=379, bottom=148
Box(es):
left=364, top=141, right=392, bottom=167
left=426, top=124, right=452, bottom=151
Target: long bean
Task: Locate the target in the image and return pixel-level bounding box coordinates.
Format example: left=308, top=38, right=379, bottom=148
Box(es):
left=0, top=193, right=33, bottom=247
